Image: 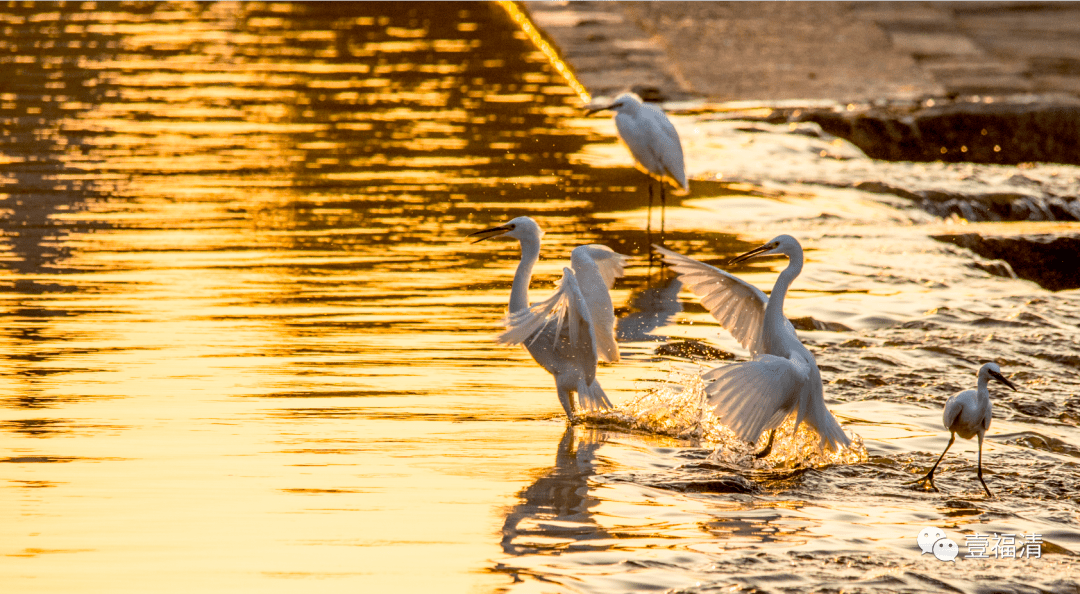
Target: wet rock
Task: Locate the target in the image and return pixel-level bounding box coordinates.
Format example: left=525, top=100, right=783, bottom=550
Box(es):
left=896, top=320, right=943, bottom=331
left=655, top=339, right=735, bottom=361
left=861, top=355, right=901, bottom=367
left=1004, top=432, right=1080, bottom=458
left=663, top=474, right=757, bottom=494
left=970, top=316, right=1028, bottom=328
left=1015, top=311, right=1051, bottom=325
left=933, top=233, right=1080, bottom=291
left=856, top=181, right=1080, bottom=222
left=920, top=344, right=967, bottom=358
left=831, top=376, right=889, bottom=389
left=838, top=339, right=872, bottom=349
left=1032, top=352, right=1080, bottom=370
left=789, top=316, right=853, bottom=332
left=792, top=99, right=1080, bottom=166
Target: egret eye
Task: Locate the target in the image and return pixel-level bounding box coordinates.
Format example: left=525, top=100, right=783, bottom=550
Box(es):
left=508, top=224, right=516, bottom=230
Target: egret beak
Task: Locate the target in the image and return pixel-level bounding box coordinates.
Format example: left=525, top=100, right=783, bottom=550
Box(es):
left=585, top=103, right=615, bottom=115
left=989, top=369, right=1018, bottom=391
left=468, top=224, right=512, bottom=244
left=728, top=243, right=773, bottom=265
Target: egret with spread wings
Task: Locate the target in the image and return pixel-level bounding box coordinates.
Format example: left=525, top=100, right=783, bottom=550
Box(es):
left=588, top=92, right=687, bottom=237
left=912, top=362, right=1016, bottom=497
left=655, top=236, right=850, bottom=453
left=471, top=216, right=627, bottom=420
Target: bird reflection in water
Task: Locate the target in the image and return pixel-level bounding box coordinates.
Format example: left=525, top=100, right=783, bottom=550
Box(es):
left=616, top=277, right=683, bottom=343
left=500, top=426, right=611, bottom=556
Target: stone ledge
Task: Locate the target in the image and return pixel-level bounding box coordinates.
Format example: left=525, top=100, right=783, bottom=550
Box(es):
left=933, top=233, right=1080, bottom=291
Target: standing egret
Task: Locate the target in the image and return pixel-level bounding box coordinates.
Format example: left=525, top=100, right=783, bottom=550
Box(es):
left=470, top=216, right=627, bottom=420
left=913, top=362, right=1017, bottom=497
left=587, top=92, right=688, bottom=238
left=654, top=236, right=850, bottom=453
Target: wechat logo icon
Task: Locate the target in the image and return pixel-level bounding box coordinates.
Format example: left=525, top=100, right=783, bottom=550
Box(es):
left=918, top=527, right=959, bottom=562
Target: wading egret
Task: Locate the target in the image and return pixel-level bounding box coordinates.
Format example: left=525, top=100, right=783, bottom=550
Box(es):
left=912, top=362, right=1017, bottom=497
left=655, top=236, right=850, bottom=453
left=587, top=92, right=687, bottom=237
left=470, top=216, right=627, bottom=420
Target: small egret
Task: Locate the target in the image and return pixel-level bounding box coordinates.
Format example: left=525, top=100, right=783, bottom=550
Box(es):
left=470, top=216, right=627, bottom=420
left=588, top=92, right=688, bottom=237
left=913, top=362, right=1017, bottom=497
left=655, top=236, right=850, bottom=453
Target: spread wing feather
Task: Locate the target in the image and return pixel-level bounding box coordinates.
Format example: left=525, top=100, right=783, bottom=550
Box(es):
left=498, top=267, right=598, bottom=385
left=654, top=245, right=769, bottom=356
left=574, top=244, right=626, bottom=289
left=570, top=245, right=626, bottom=363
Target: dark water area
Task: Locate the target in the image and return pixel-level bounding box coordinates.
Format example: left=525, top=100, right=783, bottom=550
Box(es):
left=1, top=2, right=1078, bottom=593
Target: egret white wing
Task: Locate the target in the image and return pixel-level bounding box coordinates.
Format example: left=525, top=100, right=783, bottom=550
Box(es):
left=574, top=244, right=627, bottom=289
left=943, top=397, right=963, bottom=430
left=498, top=267, right=599, bottom=384
left=614, top=111, right=662, bottom=179
left=702, top=354, right=808, bottom=443
left=570, top=245, right=626, bottom=363
left=654, top=245, right=769, bottom=356
left=641, top=102, right=688, bottom=191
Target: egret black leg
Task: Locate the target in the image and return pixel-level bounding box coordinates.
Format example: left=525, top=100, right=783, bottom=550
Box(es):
left=659, top=184, right=666, bottom=241
left=911, top=432, right=955, bottom=491
left=977, top=433, right=992, bottom=498
left=753, top=430, right=776, bottom=459
left=647, top=182, right=654, bottom=239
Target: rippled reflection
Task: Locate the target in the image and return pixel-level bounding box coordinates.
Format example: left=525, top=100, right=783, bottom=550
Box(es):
left=500, top=426, right=611, bottom=557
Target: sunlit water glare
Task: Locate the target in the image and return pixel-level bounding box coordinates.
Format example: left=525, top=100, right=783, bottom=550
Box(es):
left=0, top=3, right=1077, bottom=593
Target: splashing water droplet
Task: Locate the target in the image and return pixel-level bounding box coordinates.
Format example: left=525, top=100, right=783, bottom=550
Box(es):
left=583, top=370, right=868, bottom=469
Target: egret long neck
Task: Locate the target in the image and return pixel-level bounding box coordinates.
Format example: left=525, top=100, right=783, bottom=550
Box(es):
left=976, top=374, right=992, bottom=401
left=509, top=235, right=541, bottom=313
left=764, top=251, right=803, bottom=333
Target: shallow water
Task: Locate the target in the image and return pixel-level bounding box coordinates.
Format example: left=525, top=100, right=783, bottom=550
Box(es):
left=1, top=3, right=1078, bottom=593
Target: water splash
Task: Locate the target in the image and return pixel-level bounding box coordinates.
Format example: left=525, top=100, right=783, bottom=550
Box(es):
left=586, top=370, right=868, bottom=469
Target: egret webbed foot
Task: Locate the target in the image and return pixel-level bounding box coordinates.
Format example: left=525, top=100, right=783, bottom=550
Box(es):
left=907, top=469, right=940, bottom=492
left=907, top=432, right=955, bottom=492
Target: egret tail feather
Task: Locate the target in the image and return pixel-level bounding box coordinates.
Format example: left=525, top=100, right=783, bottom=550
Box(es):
left=703, top=356, right=802, bottom=444
left=805, top=400, right=851, bottom=451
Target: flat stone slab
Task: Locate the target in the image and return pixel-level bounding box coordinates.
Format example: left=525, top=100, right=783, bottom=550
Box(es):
left=522, top=1, right=693, bottom=102
left=524, top=1, right=1080, bottom=104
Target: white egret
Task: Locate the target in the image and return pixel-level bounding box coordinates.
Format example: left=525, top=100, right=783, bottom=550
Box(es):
left=587, top=92, right=688, bottom=236
left=654, top=236, right=850, bottom=453
left=470, top=216, right=627, bottom=420
left=913, top=362, right=1017, bottom=497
